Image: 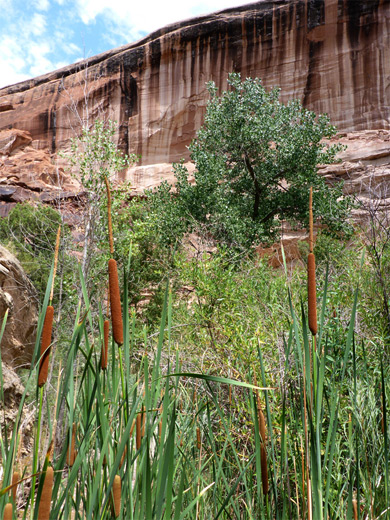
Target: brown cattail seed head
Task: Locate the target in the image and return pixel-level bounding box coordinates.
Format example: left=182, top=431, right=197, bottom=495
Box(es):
left=352, top=498, right=358, bottom=520
left=196, top=427, right=201, bottom=450
left=3, top=503, right=13, bottom=520
left=102, top=320, right=109, bottom=370
left=38, top=306, right=54, bottom=387
left=260, top=445, right=269, bottom=495
left=11, top=470, right=20, bottom=502
left=307, top=253, right=318, bottom=336
left=113, top=475, right=121, bottom=518
left=136, top=413, right=142, bottom=450
left=67, top=423, right=76, bottom=466
left=38, top=466, right=54, bottom=520
left=108, top=259, right=123, bottom=346
left=258, top=407, right=266, bottom=445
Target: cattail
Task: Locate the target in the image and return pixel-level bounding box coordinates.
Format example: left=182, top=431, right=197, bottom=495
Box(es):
left=11, top=470, right=20, bottom=502
left=158, top=419, right=162, bottom=442
left=255, top=388, right=269, bottom=496
left=108, top=259, right=123, bottom=346
left=307, top=253, right=318, bottom=336
left=101, top=320, right=109, bottom=370
left=308, top=187, right=317, bottom=336
left=136, top=413, right=142, bottom=450
left=196, top=427, right=201, bottom=449
left=67, top=423, right=77, bottom=466
left=3, top=503, right=13, bottom=520
left=38, top=306, right=54, bottom=387
left=37, top=466, right=54, bottom=520
left=352, top=498, right=358, bottom=520
left=112, top=475, right=121, bottom=518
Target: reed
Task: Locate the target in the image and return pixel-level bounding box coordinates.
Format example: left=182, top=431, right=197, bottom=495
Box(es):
left=102, top=319, right=109, bottom=370
left=38, top=305, right=54, bottom=387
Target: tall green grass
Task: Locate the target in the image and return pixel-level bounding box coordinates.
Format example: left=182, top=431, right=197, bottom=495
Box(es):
left=0, top=252, right=389, bottom=518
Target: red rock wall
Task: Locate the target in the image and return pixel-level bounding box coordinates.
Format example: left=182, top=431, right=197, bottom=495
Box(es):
left=0, top=0, right=389, bottom=172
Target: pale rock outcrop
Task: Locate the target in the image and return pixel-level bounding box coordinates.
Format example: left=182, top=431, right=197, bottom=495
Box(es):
left=0, top=128, right=80, bottom=216
left=0, top=245, right=38, bottom=369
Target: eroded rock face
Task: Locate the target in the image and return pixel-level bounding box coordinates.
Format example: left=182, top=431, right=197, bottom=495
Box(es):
left=0, top=128, right=80, bottom=216
left=0, top=0, right=388, bottom=187
left=0, top=245, right=38, bottom=369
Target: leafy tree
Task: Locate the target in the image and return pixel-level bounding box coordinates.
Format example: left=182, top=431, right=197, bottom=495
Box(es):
left=149, top=73, right=352, bottom=251
left=65, top=119, right=137, bottom=281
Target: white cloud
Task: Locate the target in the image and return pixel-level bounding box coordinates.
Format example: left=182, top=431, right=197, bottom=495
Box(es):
left=34, top=0, right=50, bottom=11
left=30, top=13, right=47, bottom=36
left=74, top=0, right=253, bottom=39
left=63, top=42, right=82, bottom=55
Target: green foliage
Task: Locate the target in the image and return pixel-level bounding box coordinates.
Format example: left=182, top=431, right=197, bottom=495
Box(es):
left=149, top=73, right=352, bottom=251
left=0, top=203, right=62, bottom=299
left=2, top=240, right=390, bottom=519
left=64, top=119, right=137, bottom=284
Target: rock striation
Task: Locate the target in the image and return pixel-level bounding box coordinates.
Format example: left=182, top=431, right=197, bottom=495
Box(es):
left=0, top=0, right=389, bottom=191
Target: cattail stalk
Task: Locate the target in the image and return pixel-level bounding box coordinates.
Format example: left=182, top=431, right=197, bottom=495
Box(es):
left=38, top=306, right=54, bottom=387
left=102, top=320, right=109, bottom=369
left=254, top=380, right=269, bottom=496
left=37, top=466, right=54, bottom=520
left=307, top=253, right=318, bottom=336
left=104, top=176, right=114, bottom=256
left=308, top=187, right=317, bottom=336
left=113, top=475, right=121, bottom=518
left=49, top=226, right=61, bottom=304
left=108, top=259, right=123, bottom=346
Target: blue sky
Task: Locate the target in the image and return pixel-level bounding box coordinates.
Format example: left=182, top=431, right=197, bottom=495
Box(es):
left=0, top=0, right=253, bottom=89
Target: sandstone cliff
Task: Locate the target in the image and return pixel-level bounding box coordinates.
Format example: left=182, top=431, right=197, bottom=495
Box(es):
left=0, top=0, right=389, bottom=194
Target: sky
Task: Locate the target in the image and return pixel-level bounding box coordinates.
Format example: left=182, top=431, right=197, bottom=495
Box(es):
left=0, top=0, right=253, bottom=89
